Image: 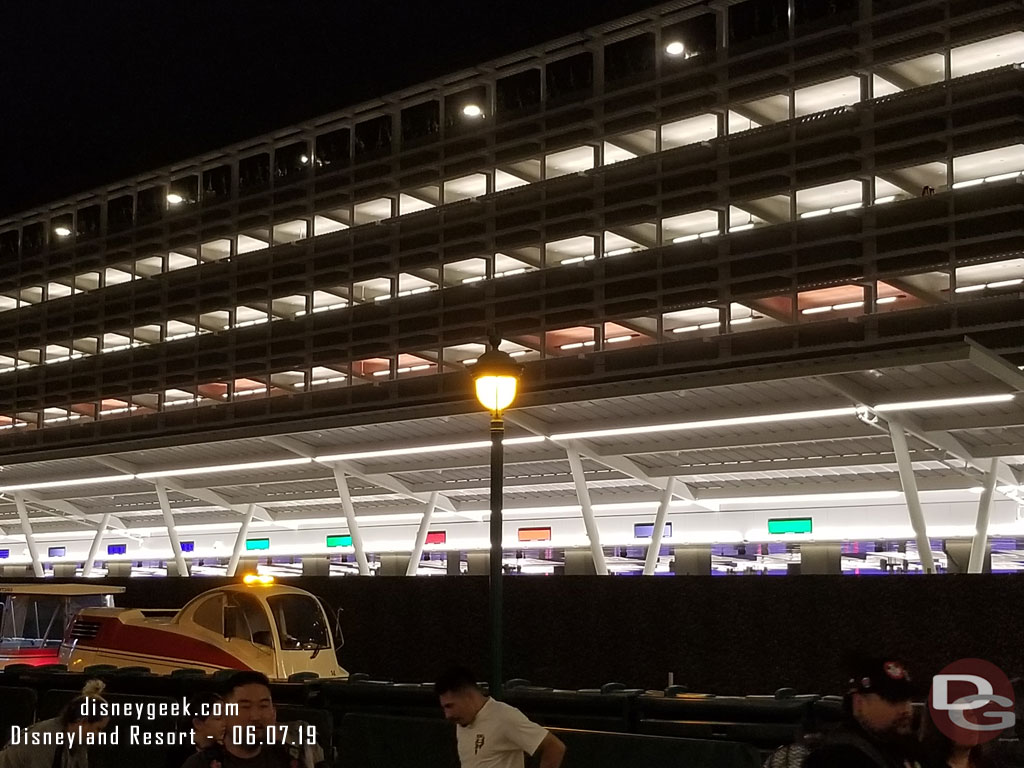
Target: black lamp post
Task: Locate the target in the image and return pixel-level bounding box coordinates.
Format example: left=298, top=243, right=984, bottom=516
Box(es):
left=471, top=340, right=523, bottom=699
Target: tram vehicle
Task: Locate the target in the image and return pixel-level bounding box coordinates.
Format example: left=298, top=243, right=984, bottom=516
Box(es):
left=60, top=576, right=347, bottom=679
left=1, top=584, right=125, bottom=668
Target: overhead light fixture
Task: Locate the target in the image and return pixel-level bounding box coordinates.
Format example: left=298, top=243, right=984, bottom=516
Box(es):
left=665, top=41, right=685, bottom=56
left=166, top=193, right=184, bottom=205
left=53, top=226, right=72, bottom=237
left=136, top=457, right=313, bottom=479
left=551, top=406, right=859, bottom=441
left=0, top=474, right=137, bottom=493
left=873, top=393, right=1014, bottom=412
left=299, top=154, right=310, bottom=164
left=315, top=435, right=544, bottom=464
left=463, top=104, right=483, bottom=118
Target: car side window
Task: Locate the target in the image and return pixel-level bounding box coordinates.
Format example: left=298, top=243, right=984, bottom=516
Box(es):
left=193, top=595, right=224, bottom=634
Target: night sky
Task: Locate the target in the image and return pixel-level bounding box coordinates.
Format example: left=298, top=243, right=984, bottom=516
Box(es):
left=0, top=0, right=661, bottom=220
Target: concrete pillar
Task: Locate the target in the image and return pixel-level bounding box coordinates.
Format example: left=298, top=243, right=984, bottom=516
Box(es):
left=671, top=546, right=712, bottom=575
left=467, top=553, right=489, bottom=575
left=799, top=543, right=842, bottom=575
left=106, top=562, right=133, bottom=577
left=53, top=564, right=78, bottom=578
left=302, top=556, right=330, bottom=577
left=233, top=557, right=258, bottom=576
left=564, top=550, right=598, bottom=575
left=166, top=559, right=191, bottom=577
left=378, top=554, right=411, bottom=576
left=446, top=552, right=462, bottom=575
left=945, top=541, right=990, bottom=574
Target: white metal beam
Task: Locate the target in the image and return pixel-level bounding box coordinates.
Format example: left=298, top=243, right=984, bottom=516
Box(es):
left=332, top=467, right=370, bottom=575
left=93, top=454, right=275, bottom=522
left=82, top=513, right=110, bottom=577
left=16, top=490, right=127, bottom=530
left=887, top=423, right=936, bottom=574
left=566, top=443, right=608, bottom=575
left=505, top=411, right=718, bottom=511
left=817, top=374, right=1020, bottom=487
left=969, top=458, right=999, bottom=574
left=264, top=434, right=464, bottom=516
left=227, top=503, right=256, bottom=577
left=407, top=491, right=440, bottom=576
left=14, top=493, right=43, bottom=578
left=643, top=476, right=675, bottom=576
left=155, top=481, right=190, bottom=577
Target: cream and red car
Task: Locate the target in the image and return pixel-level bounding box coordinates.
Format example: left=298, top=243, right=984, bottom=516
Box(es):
left=60, top=576, right=347, bottom=679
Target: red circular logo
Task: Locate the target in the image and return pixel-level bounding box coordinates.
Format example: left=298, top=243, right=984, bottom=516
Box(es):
left=928, top=658, right=1016, bottom=745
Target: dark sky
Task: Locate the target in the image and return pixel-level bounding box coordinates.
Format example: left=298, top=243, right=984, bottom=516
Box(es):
left=0, top=0, right=661, bottom=219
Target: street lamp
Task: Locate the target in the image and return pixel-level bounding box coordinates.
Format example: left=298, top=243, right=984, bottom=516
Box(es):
left=471, top=340, right=523, bottom=699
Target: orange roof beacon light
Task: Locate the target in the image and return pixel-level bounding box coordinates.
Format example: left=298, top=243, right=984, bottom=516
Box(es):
left=242, top=573, right=275, bottom=586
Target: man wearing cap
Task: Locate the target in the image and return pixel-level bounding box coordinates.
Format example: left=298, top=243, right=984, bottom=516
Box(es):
left=804, top=658, right=923, bottom=768
left=802, top=663, right=925, bottom=768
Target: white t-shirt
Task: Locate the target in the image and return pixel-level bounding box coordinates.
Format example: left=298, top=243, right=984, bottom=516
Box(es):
left=456, top=697, right=549, bottom=768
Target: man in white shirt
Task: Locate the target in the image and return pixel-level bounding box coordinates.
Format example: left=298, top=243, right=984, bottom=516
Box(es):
left=436, top=667, right=566, bottom=768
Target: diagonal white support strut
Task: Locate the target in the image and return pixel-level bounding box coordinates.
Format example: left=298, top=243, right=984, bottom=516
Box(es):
left=14, top=493, right=44, bottom=578
left=968, top=458, right=999, bottom=574
left=83, top=513, right=111, bottom=577
left=888, top=423, right=936, bottom=574
left=333, top=467, right=370, bottom=575
left=566, top=443, right=608, bottom=575
left=643, top=476, right=676, bottom=575
left=227, top=504, right=257, bottom=577
left=155, top=481, right=190, bottom=577
left=407, top=491, right=440, bottom=576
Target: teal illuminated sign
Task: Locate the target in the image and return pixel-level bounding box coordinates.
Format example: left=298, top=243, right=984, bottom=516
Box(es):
left=767, top=518, right=813, bottom=535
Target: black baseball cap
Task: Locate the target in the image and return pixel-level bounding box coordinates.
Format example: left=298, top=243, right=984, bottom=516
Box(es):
left=846, top=658, right=916, bottom=702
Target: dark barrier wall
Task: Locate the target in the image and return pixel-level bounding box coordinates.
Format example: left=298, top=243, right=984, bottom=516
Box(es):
left=7, top=575, right=1020, bottom=693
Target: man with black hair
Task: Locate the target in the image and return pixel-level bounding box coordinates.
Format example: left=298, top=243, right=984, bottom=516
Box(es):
left=435, top=667, right=565, bottom=768
left=181, top=671, right=324, bottom=768
left=803, top=658, right=924, bottom=768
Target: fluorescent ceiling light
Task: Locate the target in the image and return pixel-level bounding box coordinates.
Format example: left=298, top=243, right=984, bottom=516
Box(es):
left=53, top=226, right=72, bottom=237
left=136, top=457, right=313, bottom=479
left=874, top=393, right=1014, bottom=412
left=166, top=193, right=184, bottom=205
left=550, top=407, right=858, bottom=441
left=0, top=474, right=137, bottom=493
left=315, top=435, right=544, bottom=463
left=462, top=104, right=483, bottom=118
left=665, top=41, right=685, bottom=56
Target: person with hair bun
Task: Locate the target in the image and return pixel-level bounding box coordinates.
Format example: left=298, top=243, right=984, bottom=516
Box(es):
left=0, top=679, right=110, bottom=768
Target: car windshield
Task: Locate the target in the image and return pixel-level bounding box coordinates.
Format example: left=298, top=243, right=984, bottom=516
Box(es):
left=266, top=594, right=330, bottom=650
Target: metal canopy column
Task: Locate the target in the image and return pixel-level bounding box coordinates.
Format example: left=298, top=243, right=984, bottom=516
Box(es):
left=643, top=477, right=676, bottom=575
left=83, top=513, right=111, bottom=577
left=14, top=493, right=43, bottom=578
left=566, top=443, right=608, bottom=575
left=333, top=466, right=370, bottom=575
left=155, top=481, right=190, bottom=578
left=969, top=458, right=999, bottom=574
left=887, top=423, right=936, bottom=574
left=227, top=503, right=256, bottom=577
left=407, top=491, right=440, bottom=576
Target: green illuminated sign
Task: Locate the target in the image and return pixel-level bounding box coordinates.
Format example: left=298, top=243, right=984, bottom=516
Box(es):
left=767, top=518, right=813, bottom=535
left=245, top=538, right=271, bottom=551
left=326, top=535, right=353, bottom=548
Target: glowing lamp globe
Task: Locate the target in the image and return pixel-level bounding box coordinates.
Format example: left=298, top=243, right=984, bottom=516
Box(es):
left=472, top=348, right=523, bottom=414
